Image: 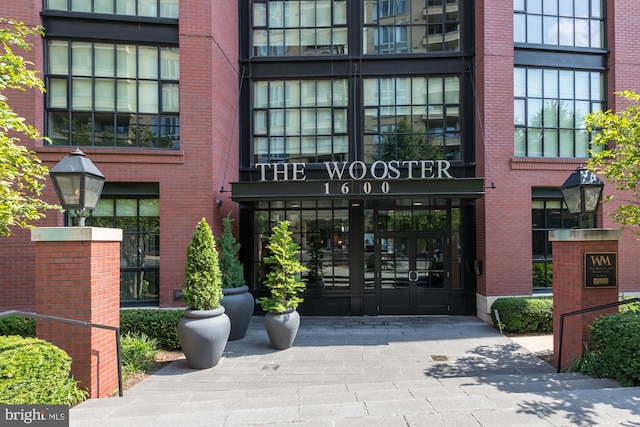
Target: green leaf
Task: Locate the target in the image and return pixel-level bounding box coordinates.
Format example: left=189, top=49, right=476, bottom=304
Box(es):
left=259, top=221, right=306, bottom=313
left=585, top=90, right=640, bottom=232
left=181, top=218, right=224, bottom=310
left=0, top=19, right=59, bottom=236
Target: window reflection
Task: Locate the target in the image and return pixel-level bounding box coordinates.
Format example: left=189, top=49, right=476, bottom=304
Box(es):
left=252, top=79, right=348, bottom=164
left=91, top=197, right=160, bottom=305
left=252, top=0, right=348, bottom=57
left=531, top=198, right=586, bottom=289
left=364, top=76, right=461, bottom=162
left=514, top=0, right=604, bottom=48
left=514, top=67, right=604, bottom=158
left=364, top=0, right=460, bottom=54
left=45, top=0, right=179, bottom=18
left=253, top=201, right=350, bottom=292
left=46, top=41, right=180, bottom=148
left=363, top=201, right=463, bottom=291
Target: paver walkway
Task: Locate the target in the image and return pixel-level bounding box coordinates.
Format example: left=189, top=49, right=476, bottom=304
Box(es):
left=71, top=316, right=640, bottom=426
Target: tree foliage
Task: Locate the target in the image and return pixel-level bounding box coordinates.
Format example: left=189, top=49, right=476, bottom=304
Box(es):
left=259, top=221, right=306, bottom=313
left=585, top=90, right=640, bottom=230
left=305, top=229, right=325, bottom=281
left=182, top=218, right=223, bottom=310
left=378, top=118, right=441, bottom=161
left=218, top=214, right=245, bottom=288
left=0, top=19, right=59, bottom=236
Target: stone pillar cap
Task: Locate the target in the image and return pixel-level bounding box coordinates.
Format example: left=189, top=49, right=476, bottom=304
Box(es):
left=549, top=228, right=621, bottom=242
left=31, top=227, right=123, bottom=242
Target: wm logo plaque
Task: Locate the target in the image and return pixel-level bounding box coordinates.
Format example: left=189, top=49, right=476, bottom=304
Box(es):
left=584, top=252, right=617, bottom=288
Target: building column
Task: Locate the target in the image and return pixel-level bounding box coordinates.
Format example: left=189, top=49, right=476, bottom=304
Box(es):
left=32, top=227, right=122, bottom=398
left=550, top=229, right=620, bottom=370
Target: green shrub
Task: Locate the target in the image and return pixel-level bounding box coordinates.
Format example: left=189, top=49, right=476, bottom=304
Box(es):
left=259, top=220, right=306, bottom=313
left=490, top=297, right=553, bottom=334
left=589, top=312, right=640, bottom=386
left=219, top=214, right=245, bottom=288
left=619, top=297, right=640, bottom=314
left=0, top=316, right=35, bottom=337
left=566, top=342, right=598, bottom=376
left=121, top=332, right=159, bottom=380
left=120, top=309, right=183, bottom=350
left=182, top=218, right=224, bottom=310
left=0, top=335, right=87, bottom=405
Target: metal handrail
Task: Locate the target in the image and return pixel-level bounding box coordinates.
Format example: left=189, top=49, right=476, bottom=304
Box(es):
left=557, top=297, right=640, bottom=373
left=0, top=310, right=123, bottom=397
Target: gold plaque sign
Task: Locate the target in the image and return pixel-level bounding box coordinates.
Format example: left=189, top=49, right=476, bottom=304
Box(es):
left=584, top=252, right=617, bottom=288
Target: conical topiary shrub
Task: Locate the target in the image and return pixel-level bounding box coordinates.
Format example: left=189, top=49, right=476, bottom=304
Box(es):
left=219, top=214, right=245, bottom=289
left=182, top=218, right=223, bottom=310
left=259, top=220, right=306, bottom=350
left=178, top=217, right=230, bottom=369
left=259, top=220, right=306, bottom=314
left=218, top=214, right=253, bottom=340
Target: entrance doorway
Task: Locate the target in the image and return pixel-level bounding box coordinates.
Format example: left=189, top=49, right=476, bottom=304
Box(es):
left=376, top=233, right=448, bottom=314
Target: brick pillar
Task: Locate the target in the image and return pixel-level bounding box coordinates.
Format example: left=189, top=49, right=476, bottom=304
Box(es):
left=31, top=227, right=122, bottom=398
left=550, top=229, right=620, bottom=370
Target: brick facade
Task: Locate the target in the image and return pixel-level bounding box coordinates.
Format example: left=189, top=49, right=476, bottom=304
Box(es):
left=0, top=0, right=239, bottom=311
left=475, top=0, right=640, bottom=322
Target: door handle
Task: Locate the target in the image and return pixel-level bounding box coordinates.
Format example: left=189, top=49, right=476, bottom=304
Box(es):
left=408, top=270, right=418, bottom=282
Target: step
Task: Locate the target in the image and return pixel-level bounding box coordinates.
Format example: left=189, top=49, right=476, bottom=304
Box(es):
left=71, top=383, right=640, bottom=427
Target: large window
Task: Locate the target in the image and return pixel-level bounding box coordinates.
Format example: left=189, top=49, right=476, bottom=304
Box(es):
left=514, top=67, right=604, bottom=158
left=252, top=0, right=347, bottom=57
left=44, top=0, right=179, bottom=18
left=253, top=79, right=348, bottom=164
left=92, top=197, right=160, bottom=306
left=254, top=200, right=350, bottom=292
left=46, top=41, right=180, bottom=148
left=364, top=0, right=460, bottom=54
left=364, top=76, right=461, bottom=162
left=532, top=196, right=596, bottom=290
left=514, top=0, right=604, bottom=48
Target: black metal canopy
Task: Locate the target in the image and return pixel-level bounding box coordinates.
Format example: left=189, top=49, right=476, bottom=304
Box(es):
left=231, top=178, right=485, bottom=202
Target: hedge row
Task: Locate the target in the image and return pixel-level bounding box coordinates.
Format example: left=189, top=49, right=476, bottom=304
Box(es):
left=0, top=309, right=184, bottom=350
left=589, top=312, right=640, bottom=386
left=490, top=297, right=553, bottom=334
left=0, top=335, right=87, bottom=405
left=119, top=309, right=183, bottom=350
left=0, top=316, right=35, bottom=338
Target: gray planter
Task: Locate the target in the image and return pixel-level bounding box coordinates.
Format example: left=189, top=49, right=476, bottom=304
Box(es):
left=264, top=309, right=300, bottom=350
left=178, top=307, right=230, bottom=369
left=221, top=285, right=254, bottom=341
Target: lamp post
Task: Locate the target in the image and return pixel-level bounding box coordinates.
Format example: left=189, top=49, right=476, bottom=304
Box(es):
left=553, top=166, right=618, bottom=372
left=34, top=149, right=120, bottom=398
left=560, top=166, right=604, bottom=229
left=49, top=148, right=105, bottom=226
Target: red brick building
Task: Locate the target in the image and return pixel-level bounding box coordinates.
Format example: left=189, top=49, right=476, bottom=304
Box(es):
left=1, top=1, right=639, bottom=319
left=1, top=0, right=239, bottom=310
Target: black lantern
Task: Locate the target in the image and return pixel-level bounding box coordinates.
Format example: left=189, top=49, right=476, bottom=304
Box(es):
left=560, top=166, right=604, bottom=228
left=50, top=148, right=105, bottom=226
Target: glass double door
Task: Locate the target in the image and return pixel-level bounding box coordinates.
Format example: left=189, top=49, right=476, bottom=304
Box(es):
left=377, top=233, right=448, bottom=314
